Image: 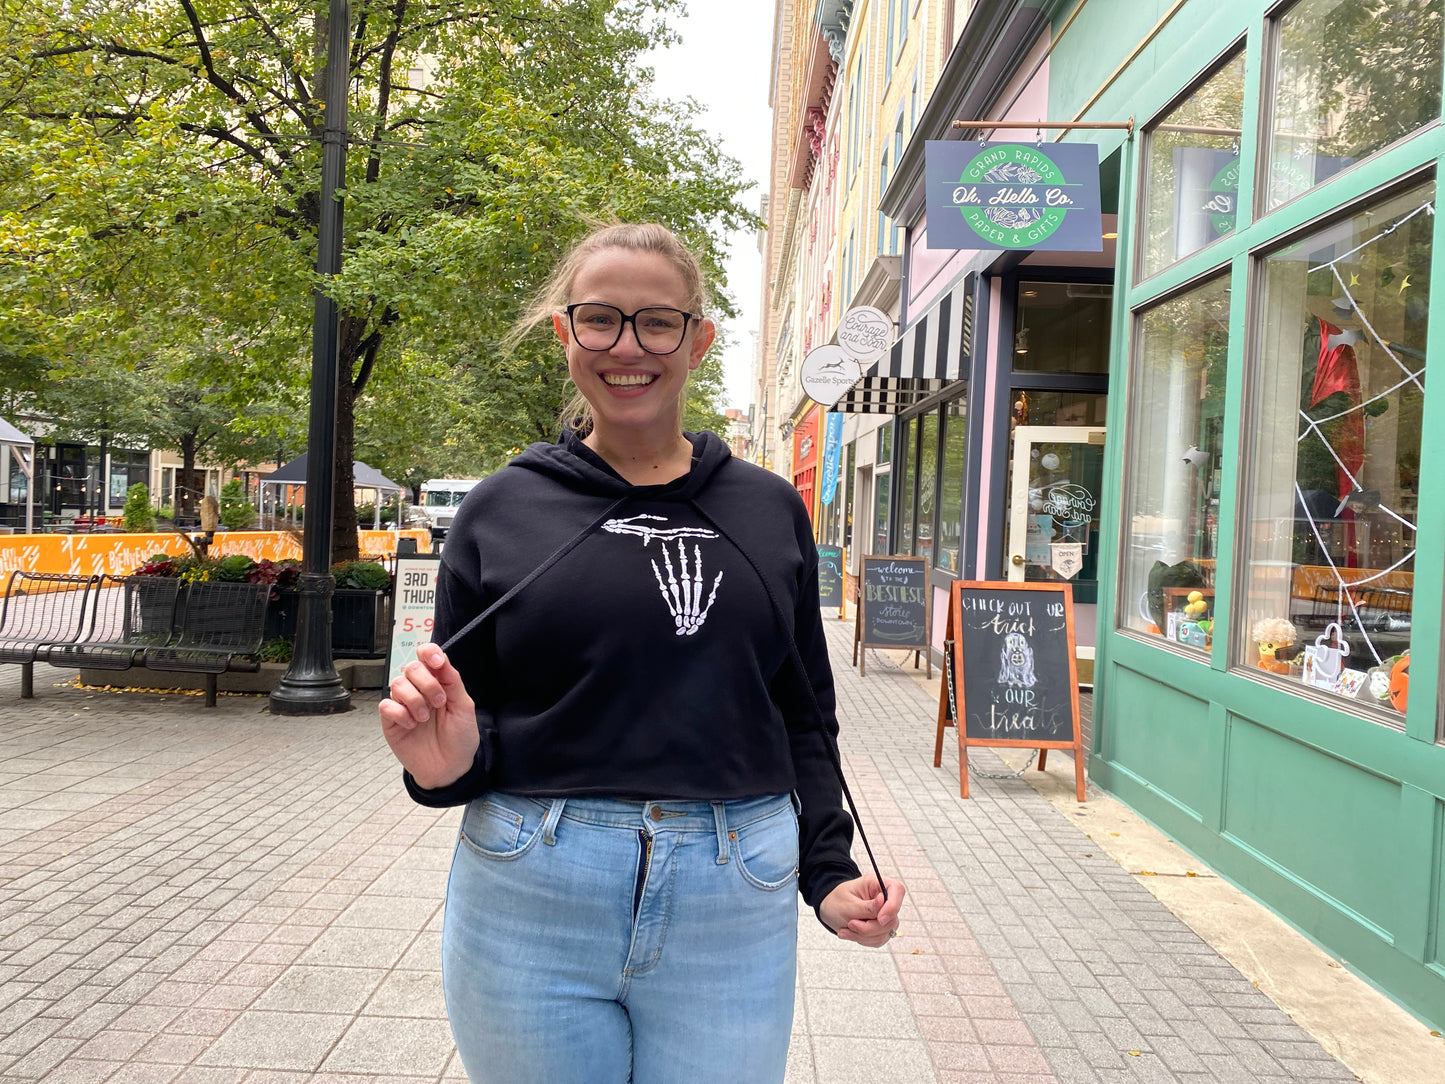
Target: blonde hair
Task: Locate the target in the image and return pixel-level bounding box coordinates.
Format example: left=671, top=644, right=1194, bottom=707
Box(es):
left=507, top=222, right=710, bottom=435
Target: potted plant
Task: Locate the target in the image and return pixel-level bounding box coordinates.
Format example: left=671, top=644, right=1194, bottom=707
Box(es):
left=330, top=559, right=393, bottom=657
left=248, top=558, right=303, bottom=640
left=130, top=553, right=199, bottom=635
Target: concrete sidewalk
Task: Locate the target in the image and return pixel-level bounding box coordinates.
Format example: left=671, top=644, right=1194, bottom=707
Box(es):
left=0, top=621, right=1438, bottom=1083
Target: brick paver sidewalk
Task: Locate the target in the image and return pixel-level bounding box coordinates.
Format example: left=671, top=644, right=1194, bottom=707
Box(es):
left=0, top=625, right=1357, bottom=1083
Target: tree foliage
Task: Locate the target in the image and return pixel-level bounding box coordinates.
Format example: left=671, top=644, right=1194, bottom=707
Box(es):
left=0, top=0, right=755, bottom=557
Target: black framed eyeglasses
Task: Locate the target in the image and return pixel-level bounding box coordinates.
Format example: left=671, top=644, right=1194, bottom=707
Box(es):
left=565, top=303, right=700, bottom=355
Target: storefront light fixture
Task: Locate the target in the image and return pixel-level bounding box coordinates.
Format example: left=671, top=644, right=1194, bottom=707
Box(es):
left=1102, top=231, right=1118, bottom=239
left=1015, top=329, right=1029, bottom=355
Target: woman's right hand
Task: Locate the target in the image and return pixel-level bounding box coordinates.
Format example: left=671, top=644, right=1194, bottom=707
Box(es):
left=379, top=643, right=480, bottom=789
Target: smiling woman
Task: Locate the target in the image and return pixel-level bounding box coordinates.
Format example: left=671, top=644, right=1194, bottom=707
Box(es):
left=379, top=223, right=905, bottom=1083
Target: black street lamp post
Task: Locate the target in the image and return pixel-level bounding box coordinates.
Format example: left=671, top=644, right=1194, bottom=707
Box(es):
left=270, top=0, right=352, bottom=715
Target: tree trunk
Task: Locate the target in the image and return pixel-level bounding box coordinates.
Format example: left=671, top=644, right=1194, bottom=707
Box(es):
left=177, top=429, right=202, bottom=520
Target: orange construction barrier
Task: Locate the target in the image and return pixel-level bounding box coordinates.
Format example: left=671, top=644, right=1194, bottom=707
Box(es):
left=0, top=529, right=431, bottom=579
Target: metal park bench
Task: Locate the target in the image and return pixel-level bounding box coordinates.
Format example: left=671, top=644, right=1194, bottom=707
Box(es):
left=0, top=571, right=101, bottom=698
left=142, top=580, right=270, bottom=706
left=45, top=577, right=269, bottom=707
left=47, top=576, right=185, bottom=674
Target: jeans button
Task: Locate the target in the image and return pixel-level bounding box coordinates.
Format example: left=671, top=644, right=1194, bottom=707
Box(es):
left=649, top=806, right=663, bottom=822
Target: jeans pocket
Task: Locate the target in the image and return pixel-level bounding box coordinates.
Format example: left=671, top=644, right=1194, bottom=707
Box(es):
left=459, top=795, right=540, bottom=861
left=732, top=804, right=800, bottom=891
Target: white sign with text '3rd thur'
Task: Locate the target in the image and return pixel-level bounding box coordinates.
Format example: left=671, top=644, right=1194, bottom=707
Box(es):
left=387, top=555, right=442, bottom=688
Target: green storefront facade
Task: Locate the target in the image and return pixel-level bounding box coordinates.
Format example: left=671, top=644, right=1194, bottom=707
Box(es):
left=891, top=0, right=1445, bottom=1027
left=1062, top=0, right=1444, bottom=1027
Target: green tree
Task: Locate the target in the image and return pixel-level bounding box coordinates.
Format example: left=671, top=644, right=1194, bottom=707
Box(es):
left=0, top=0, right=754, bottom=560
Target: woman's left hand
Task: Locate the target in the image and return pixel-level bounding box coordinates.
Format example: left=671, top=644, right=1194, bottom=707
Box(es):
left=819, top=875, right=906, bottom=947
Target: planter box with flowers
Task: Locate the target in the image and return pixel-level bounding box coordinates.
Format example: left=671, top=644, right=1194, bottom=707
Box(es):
left=133, top=554, right=392, bottom=660
left=330, top=560, right=393, bottom=658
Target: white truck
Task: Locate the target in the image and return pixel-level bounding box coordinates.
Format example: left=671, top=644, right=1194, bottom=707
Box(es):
left=417, top=478, right=482, bottom=545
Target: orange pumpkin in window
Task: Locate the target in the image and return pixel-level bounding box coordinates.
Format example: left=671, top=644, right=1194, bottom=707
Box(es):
left=1389, top=653, right=1410, bottom=713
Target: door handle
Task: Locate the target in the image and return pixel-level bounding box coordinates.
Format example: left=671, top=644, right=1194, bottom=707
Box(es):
left=1011, top=554, right=1024, bottom=566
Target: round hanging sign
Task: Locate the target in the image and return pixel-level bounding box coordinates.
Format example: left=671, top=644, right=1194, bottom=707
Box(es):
left=836, top=306, right=893, bottom=363
left=800, top=345, right=861, bottom=407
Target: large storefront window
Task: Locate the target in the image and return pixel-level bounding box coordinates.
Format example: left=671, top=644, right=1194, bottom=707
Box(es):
left=936, top=398, right=967, bottom=572
left=1141, top=51, right=1245, bottom=278
left=897, top=416, right=915, bottom=553
left=1266, top=0, right=1442, bottom=210
left=872, top=471, right=891, bottom=554
left=1240, top=180, right=1431, bottom=720
left=916, top=412, right=938, bottom=565
left=1121, top=276, right=1230, bottom=650
left=1014, top=282, right=1111, bottom=373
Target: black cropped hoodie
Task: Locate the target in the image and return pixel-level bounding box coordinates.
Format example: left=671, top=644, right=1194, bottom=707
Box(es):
left=404, top=428, right=861, bottom=912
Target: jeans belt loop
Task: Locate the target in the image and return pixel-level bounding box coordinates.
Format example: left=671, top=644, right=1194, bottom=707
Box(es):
left=541, top=798, right=566, bottom=846
left=711, top=801, right=730, bottom=865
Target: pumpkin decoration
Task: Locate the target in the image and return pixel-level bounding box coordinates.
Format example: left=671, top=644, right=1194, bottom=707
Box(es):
left=1389, top=653, right=1410, bottom=713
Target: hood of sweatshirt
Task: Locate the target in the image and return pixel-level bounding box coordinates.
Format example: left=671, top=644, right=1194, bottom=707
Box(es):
left=509, top=427, right=733, bottom=501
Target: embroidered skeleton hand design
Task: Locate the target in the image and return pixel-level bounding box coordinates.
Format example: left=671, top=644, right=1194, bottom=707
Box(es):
left=649, top=540, right=723, bottom=636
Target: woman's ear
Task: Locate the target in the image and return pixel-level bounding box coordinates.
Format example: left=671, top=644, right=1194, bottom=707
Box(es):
left=687, top=317, right=716, bottom=371
left=553, top=312, right=570, bottom=345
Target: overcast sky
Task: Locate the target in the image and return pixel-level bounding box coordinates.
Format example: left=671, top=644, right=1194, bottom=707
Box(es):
left=645, top=0, right=776, bottom=413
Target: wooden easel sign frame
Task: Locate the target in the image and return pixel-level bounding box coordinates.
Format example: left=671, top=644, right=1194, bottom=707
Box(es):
left=852, top=554, right=932, bottom=678
left=935, top=579, right=1085, bottom=801
left=817, top=543, right=847, bottom=620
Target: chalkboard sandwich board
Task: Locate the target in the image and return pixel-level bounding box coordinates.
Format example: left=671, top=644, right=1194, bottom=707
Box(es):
left=852, top=555, right=931, bottom=678
left=817, top=544, right=846, bottom=620
left=935, top=580, right=1084, bottom=801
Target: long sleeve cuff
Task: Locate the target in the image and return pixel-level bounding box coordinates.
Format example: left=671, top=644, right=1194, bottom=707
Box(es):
left=402, top=744, right=490, bottom=808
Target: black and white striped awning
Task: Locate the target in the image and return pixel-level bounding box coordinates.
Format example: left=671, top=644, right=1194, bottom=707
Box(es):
left=834, top=275, right=973, bottom=414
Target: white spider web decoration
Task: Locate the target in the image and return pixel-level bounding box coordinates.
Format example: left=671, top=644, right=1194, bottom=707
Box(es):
left=1294, top=200, right=1431, bottom=668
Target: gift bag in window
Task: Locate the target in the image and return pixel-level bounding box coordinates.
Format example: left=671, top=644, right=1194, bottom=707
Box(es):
left=1302, top=623, right=1349, bottom=689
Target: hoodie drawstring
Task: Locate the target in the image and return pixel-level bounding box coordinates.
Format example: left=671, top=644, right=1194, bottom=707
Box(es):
left=686, top=499, right=890, bottom=906
left=435, top=495, right=632, bottom=656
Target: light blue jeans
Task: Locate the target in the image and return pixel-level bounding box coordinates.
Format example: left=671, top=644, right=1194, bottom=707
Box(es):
left=441, top=792, right=800, bottom=1084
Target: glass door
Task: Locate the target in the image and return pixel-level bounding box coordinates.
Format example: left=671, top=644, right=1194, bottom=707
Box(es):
left=1006, top=425, right=1106, bottom=682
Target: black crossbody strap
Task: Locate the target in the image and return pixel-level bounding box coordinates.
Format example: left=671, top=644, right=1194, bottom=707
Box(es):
left=686, top=500, right=890, bottom=904
left=435, top=495, right=631, bottom=655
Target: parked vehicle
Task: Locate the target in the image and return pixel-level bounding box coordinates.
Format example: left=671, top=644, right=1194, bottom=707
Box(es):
left=416, top=478, right=481, bottom=543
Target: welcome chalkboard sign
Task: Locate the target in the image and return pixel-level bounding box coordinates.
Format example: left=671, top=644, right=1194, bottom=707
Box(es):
left=853, top=555, right=931, bottom=678
left=817, top=544, right=845, bottom=619
left=934, top=580, right=1084, bottom=801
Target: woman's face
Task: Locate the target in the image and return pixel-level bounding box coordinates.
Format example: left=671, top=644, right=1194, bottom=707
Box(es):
left=553, top=247, right=715, bottom=442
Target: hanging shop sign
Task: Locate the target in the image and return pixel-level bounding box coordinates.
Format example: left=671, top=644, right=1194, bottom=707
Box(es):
left=924, top=140, right=1102, bottom=252
left=800, top=345, right=861, bottom=407
left=819, top=412, right=844, bottom=506
left=835, top=306, right=892, bottom=363
left=801, top=307, right=897, bottom=406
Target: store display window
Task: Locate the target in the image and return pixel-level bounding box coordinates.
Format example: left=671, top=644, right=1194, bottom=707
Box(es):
left=915, top=411, right=938, bottom=565
left=1140, top=50, right=1246, bottom=279
left=935, top=398, right=966, bottom=573
left=1239, top=180, right=1430, bottom=720
left=1266, top=0, right=1442, bottom=211
left=897, top=415, right=916, bottom=554
left=1120, top=275, right=1231, bottom=651
left=872, top=471, right=891, bottom=555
